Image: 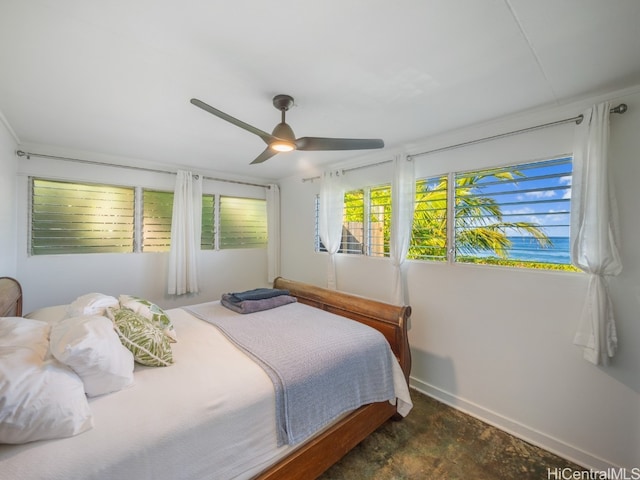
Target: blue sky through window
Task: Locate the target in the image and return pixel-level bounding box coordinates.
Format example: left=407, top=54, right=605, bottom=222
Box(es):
left=455, top=156, right=573, bottom=265
left=459, top=157, right=572, bottom=237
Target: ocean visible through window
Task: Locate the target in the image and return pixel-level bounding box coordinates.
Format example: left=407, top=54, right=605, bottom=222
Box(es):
left=459, top=235, right=571, bottom=264
left=454, top=156, right=578, bottom=271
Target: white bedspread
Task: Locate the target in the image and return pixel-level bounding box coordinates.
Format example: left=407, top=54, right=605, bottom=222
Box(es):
left=0, top=305, right=411, bottom=480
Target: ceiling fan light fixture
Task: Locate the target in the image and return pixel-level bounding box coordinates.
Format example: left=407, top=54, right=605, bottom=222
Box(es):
left=270, top=121, right=297, bottom=152
left=270, top=141, right=295, bottom=152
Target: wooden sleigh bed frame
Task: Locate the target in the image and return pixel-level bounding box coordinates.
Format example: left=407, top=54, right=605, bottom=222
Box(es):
left=0, top=275, right=411, bottom=480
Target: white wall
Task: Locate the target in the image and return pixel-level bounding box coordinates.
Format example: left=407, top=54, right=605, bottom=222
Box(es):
left=0, top=114, right=18, bottom=277
left=15, top=148, right=269, bottom=312
left=280, top=87, right=640, bottom=470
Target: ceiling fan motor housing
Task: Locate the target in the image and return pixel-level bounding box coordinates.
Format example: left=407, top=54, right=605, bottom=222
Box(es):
left=271, top=122, right=296, bottom=142
left=272, top=94, right=294, bottom=111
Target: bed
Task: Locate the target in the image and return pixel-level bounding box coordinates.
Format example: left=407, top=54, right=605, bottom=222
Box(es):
left=0, top=276, right=412, bottom=480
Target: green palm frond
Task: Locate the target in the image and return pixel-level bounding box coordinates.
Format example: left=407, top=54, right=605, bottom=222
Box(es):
left=409, top=170, right=551, bottom=261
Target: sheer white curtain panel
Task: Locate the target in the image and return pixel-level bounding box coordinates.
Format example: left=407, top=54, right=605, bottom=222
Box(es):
left=168, top=170, right=203, bottom=295
left=570, top=101, right=622, bottom=365
left=266, top=184, right=281, bottom=283
left=319, top=170, right=344, bottom=289
left=390, top=154, right=415, bottom=305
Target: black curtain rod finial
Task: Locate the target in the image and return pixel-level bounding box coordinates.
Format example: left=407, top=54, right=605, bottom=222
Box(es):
left=613, top=103, right=628, bottom=114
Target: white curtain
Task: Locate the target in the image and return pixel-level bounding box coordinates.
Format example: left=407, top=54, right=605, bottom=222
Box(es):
left=390, top=153, right=415, bottom=305
left=570, top=101, right=622, bottom=365
left=266, top=184, right=281, bottom=283
left=168, top=170, right=202, bottom=295
left=319, top=170, right=344, bottom=289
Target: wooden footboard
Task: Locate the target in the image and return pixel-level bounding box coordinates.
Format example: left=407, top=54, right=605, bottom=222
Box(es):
left=255, top=402, right=397, bottom=480
left=256, top=277, right=412, bottom=480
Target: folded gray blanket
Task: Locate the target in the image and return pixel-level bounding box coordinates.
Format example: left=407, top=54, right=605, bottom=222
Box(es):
left=221, top=293, right=297, bottom=314
left=229, top=288, right=290, bottom=302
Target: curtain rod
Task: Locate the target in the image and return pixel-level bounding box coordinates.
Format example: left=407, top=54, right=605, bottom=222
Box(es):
left=409, top=103, right=628, bottom=160
left=15, top=150, right=270, bottom=188
left=301, top=158, right=393, bottom=183
left=301, top=103, right=628, bottom=182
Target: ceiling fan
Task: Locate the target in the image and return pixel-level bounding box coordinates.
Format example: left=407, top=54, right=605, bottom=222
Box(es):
left=190, top=94, right=384, bottom=164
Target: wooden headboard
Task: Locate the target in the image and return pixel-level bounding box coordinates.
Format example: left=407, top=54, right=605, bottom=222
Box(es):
left=0, top=277, right=23, bottom=317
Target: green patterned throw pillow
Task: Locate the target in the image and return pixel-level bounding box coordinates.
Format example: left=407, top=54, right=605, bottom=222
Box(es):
left=108, top=308, right=174, bottom=367
left=119, top=295, right=177, bottom=342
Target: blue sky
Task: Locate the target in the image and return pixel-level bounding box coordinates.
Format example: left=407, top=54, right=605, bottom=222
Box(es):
left=459, top=156, right=573, bottom=238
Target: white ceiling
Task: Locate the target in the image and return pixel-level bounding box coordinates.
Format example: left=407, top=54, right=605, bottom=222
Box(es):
left=1, top=0, right=640, bottom=181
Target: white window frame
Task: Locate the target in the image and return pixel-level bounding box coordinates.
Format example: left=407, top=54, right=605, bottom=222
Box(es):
left=30, top=177, right=135, bottom=255
left=410, top=156, right=575, bottom=270
left=30, top=178, right=268, bottom=255
left=315, top=183, right=392, bottom=257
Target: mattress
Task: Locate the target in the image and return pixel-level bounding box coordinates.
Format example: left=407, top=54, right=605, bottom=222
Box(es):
left=0, top=304, right=411, bottom=480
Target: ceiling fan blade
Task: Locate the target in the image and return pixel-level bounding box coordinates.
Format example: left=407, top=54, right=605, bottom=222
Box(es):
left=190, top=98, right=275, bottom=144
left=250, top=147, right=279, bottom=165
left=295, top=137, right=384, bottom=151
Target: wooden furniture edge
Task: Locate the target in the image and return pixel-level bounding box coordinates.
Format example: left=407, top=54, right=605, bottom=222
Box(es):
left=257, top=277, right=412, bottom=479
left=0, top=276, right=22, bottom=317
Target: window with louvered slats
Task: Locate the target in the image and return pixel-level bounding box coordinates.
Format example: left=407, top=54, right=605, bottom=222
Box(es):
left=142, top=190, right=173, bottom=252
left=454, top=157, right=573, bottom=266
left=368, top=185, right=391, bottom=257
left=31, top=179, right=265, bottom=255
left=143, top=192, right=219, bottom=251
left=410, top=175, right=448, bottom=261
left=342, top=190, right=365, bottom=254
left=219, top=196, right=267, bottom=249
left=314, top=185, right=391, bottom=256
left=31, top=178, right=134, bottom=255
left=200, top=194, right=215, bottom=250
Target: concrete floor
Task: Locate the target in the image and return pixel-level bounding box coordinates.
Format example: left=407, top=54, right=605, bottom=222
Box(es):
left=319, top=389, right=583, bottom=480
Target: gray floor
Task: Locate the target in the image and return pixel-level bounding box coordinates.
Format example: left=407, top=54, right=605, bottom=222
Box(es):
left=319, top=389, right=583, bottom=480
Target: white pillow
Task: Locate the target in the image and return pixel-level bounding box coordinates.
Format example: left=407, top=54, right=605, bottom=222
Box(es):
left=25, top=305, right=69, bottom=324
left=50, top=315, right=135, bottom=397
left=67, top=293, right=119, bottom=317
left=0, top=317, right=50, bottom=352
left=0, top=317, right=93, bottom=444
